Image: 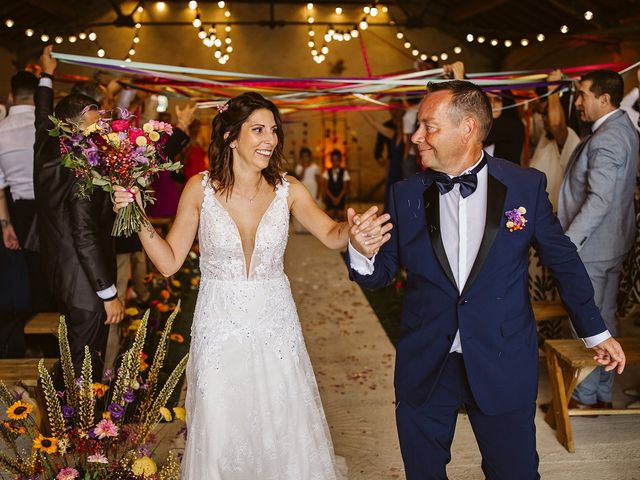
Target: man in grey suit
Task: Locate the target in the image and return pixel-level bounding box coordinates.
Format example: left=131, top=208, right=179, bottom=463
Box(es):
left=558, top=69, right=640, bottom=409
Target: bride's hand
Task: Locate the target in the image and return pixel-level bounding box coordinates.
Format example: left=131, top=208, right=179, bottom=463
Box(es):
left=113, top=186, right=143, bottom=212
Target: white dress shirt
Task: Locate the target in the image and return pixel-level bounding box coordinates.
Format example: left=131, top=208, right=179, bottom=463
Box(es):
left=591, top=109, right=620, bottom=133
left=0, top=105, right=36, bottom=200
left=350, top=152, right=609, bottom=351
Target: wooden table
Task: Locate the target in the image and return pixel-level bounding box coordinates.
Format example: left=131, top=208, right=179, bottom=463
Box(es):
left=544, top=337, right=640, bottom=452
left=24, top=312, right=60, bottom=336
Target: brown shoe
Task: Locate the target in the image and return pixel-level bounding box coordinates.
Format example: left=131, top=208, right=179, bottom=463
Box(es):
left=568, top=397, right=598, bottom=410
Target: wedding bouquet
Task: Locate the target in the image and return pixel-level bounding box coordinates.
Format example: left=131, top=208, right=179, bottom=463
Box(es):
left=0, top=305, right=188, bottom=479
left=48, top=108, right=182, bottom=237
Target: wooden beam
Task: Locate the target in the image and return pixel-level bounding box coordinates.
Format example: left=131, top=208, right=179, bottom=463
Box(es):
left=446, top=0, right=510, bottom=23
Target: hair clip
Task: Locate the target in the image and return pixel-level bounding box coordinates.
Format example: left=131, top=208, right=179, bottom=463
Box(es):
left=216, top=102, right=229, bottom=113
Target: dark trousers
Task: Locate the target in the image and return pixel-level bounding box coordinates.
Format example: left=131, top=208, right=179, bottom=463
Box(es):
left=55, top=304, right=109, bottom=386
left=0, top=243, right=29, bottom=358
left=396, top=353, right=540, bottom=480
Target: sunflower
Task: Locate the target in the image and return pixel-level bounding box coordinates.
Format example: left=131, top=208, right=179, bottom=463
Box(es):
left=6, top=400, right=33, bottom=420
left=2, top=421, right=26, bottom=434
left=33, top=434, right=58, bottom=454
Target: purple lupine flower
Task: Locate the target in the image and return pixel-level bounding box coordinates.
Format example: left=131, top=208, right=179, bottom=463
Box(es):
left=123, top=388, right=136, bottom=404
left=61, top=405, right=75, bottom=419
left=107, top=403, right=125, bottom=420
left=88, top=427, right=98, bottom=439
left=75, top=377, right=83, bottom=388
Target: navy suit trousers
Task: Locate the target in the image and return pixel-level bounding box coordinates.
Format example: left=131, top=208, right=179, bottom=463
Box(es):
left=396, top=353, right=540, bottom=480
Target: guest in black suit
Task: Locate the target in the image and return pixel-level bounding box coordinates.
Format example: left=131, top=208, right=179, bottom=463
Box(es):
left=34, top=47, right=124, bottom=380
left=485, top=90, right=525, bottom=164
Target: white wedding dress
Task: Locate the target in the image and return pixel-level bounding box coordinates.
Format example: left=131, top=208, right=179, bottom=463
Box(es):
left=181, top=172, right=342, bottom=479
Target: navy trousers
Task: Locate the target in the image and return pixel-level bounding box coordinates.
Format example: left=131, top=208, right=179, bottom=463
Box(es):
left=396, top=353, right=540, bottom=480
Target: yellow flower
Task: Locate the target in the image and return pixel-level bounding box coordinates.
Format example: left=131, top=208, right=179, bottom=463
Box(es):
left=6, top=400, right=33, bottom=420
left=172, top=407, right=186, bottom=422
left=159, top=406, right=172, bottom=421
left=102, top=411, right=111, bottom=420
left=139, top=359, right=149, bottom=372
left=136, top=136, right=148, bottom=147
left=517, top=206, right=527, bottom=214
left=142, top=123, right=154, bottom=133
left=107, top=132, right=120, bottom=145
left=132, top=456, right=157, bottom=477
left=128, top=319, right=142, bottom=332
left=148, top=131, right=160, bottom=142
left=191, top=277, right=200, bottom=286
left=83, top=122, right=99, bottom=135
left=169, top=333, right=184, bottom=343
left=171, top=279, right=181, bottom=288
left=92, top=383, right=109, bottom=398
left=2, top=421, right=26, bottom=434
left=33, top=434, right=58, bottom=454
left=124, top=307, right=140, bottom=316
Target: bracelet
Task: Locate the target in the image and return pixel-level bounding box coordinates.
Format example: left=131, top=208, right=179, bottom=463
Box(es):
left=40, top=72, right=54, bottom=79
left=0, top=219, right=10, bottom=228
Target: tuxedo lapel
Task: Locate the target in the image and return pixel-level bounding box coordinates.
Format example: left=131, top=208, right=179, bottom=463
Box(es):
left=461, top=173, right=507, bottom=297
left=423, top=183, right=457, bottom=289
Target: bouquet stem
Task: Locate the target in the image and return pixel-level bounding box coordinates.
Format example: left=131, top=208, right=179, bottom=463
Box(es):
left=112, top=201, right=150, bottom=237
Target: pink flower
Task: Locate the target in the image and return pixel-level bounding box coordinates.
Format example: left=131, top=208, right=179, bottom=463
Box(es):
left=57, top=467, right=79, bottom=480
left=147, top=119, right=173, bottom=135
left=128, top=128, right=145, bottom=144
left=111, top=119, right=131, bottom=133
left=93, top=418, right=119, bottom=439
left=87, top=452, right=109, bottom=463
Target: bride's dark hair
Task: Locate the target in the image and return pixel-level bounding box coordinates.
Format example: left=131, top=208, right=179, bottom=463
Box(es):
left=208, top=92, right=285, bottom=196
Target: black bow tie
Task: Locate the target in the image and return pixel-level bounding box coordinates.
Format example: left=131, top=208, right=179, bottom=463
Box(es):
left=429, top=157, right=487, bottom=198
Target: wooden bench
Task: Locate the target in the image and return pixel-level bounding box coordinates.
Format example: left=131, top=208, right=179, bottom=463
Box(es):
left=0, top=358, right=58, bottom=388
left=532, top=300, right=568, bottom=323
left=24, top=312, right=60, bottom=336
left=544, top=337, right=640, bottom=452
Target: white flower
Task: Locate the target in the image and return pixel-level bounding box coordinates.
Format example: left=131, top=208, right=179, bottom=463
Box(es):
left=87, top=452, right=109, bottom=464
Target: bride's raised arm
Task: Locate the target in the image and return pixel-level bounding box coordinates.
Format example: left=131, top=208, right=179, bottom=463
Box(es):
left=287, top=175, right=391, bottom=251
left=113, top=174, right=203, bottom=277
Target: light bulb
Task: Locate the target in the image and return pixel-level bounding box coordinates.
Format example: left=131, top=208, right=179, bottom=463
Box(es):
left=440, top=52, right=448, bottom=60
left=351, top=29, right=359, bottom=38
left=477, top=36, right=485, bottom=43
left=403, top=41, right=411, bottom=49
left=307, top=3, right=313, bottom=10
left=370, top=7, right=378, bottom=16
left=490, top=39, right=498, bottom=46
left=88, top=31, right=97, bottom=41
left=218, top=1, right=225, bottom=8
left=420, top=53, right=427, bottom=61
left=504, top=39, right=512, bottom=47
left=537, top=33, right=545, bottom=42
left=5, top=19, right=14, bottom=28
left=214, top=50, right=222, bottom=58
left=359, top=19, right=368, bottom=30
left=78, top=32, right=87, bottom=39
left=226, top=46, right=233, bottom=52
left=136, top=5, right=143, bottom=13
left=453, top=45, right=462, bottom=54
left=68, top=35, right=77, bottom=43
left=344, top=33, right=351, bottom=41
left=133, top=36, right=140, bottom=43
left=224, top=10, right=231, bottom=18
left=466, top=34, right=474, bottom=42
left=321, top=46, right=328, bottom=54
left=135, top=23, right=142, bottom=29
left=308, top=29, right=315, bottom=36
left=430, top=55, right=438, bottom=62
left=55, top=36, right=63, bottom=44
left=584, top=10, right=593, bottom=20
left=335, top=7, right=342, bottom=15
left=308, top=40, right=314, bottom=47
left=411, top=49, right=419, bottom=56
left=560, top=25, right=569, bottom=33
left=155, top=2, right=166, bottom=12
left=129, top=48, right=136, bottom=55
left=397, top=32, right=404, bottom=39
left=520, top=38, right=529, bottom=46
left=225, top=37, right=231, bottom=44
left=188, top=1, right=198, bottom=10
left=97, top=48, right=105, bottom=57
left=308, top=16, right=314, bottom=23
left=363, top=6, right=370, bottom=14
left=40, top=34, right=49, bottom=42
left=225, top=25, right=231, bottom=32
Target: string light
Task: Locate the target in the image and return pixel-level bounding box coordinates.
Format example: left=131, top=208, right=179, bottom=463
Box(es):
left=5, top=19, right=14, bottom=28
left=78, top=32, right=87, bottom=40
left=370, top=6, right=378, bottom=16
left=224, top=10, right=231, bottom=18
left=536, top=33, right=545, bottom=42
left=40, top=34, right=49, bottom=42
left=520, top=38, right=529, bottom=46
left=54, top=36, right=63, bottom=44
left=490, top=39, right=498, bottom=46
left=584, top=10, right=594, bottom=20
left=411, top=48, right=419, bottom=56
left=477, top=36, right=485, bottom=43
left=307, top=3, right=313, bottom=10
left=97, top=48, right=105, bottom=57
left=136, top=5, right=144, bottom=13
left=335, top=7, right=342, bottom=15
left=155, top=2, right=166, bottom=12
left=25, top=28, right=34, bottom=37
left=440, top=52, right=448, bottom=60
left=88, top=31, right=97, bottom=41
left=133, top=35, right=140, bottom=43
left=453, top=45, right=462, bottom=54
left=359, top=18, right=368, bottom=30
left=560, top=25, right=569, bottom=33
left=218, top=1, right=225, bottom=8
left=504, top=39, right=512, bottom=47
left=188, top=1, right=198, bottom=10
left=68, top=35, right=77, bottom=43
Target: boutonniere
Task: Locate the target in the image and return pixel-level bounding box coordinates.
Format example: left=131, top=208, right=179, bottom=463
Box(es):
left=505, top=206, right=527, bottom=232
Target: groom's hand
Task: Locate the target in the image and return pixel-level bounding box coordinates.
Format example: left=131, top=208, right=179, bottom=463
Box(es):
left=347, top=206, right=392, bottom=259
left=592, top=337, right=626, bottom=374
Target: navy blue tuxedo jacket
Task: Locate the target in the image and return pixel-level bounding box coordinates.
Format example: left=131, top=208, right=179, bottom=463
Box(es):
left=348, top=155, right=606, bottom=415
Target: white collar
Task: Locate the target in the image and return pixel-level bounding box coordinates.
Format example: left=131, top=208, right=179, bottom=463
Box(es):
left=591, top=109, right=619, bottom=132
left=8, top=105, right=35, bottom=115
left=448, top=151, right=486, bottom=178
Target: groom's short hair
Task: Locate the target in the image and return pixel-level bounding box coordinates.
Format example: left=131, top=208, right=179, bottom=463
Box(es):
left=426, top=80, right=493, bottom=141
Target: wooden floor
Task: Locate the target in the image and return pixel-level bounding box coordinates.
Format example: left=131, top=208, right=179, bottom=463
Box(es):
left=285, top=232, right=640, bottom=480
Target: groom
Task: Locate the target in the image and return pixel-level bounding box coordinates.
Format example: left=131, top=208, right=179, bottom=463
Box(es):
left=347, top=80, right=625, bottom=479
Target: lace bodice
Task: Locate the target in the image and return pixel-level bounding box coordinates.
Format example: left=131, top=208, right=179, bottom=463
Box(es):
left=198, top=172, right=290, bottom=281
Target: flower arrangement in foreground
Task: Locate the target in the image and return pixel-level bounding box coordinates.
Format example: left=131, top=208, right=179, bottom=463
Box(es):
left=48, top=108, right=182, bottom=237
left=0, top=304, right=188, bottom=479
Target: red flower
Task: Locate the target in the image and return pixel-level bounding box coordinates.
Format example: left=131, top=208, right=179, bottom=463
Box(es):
left=128, top=128, right=145, bottom=144
left=111, top=119, right=131, bottom=132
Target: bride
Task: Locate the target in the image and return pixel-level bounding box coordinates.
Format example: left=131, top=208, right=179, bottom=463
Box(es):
left=113, top=92, right=391, bottom=479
